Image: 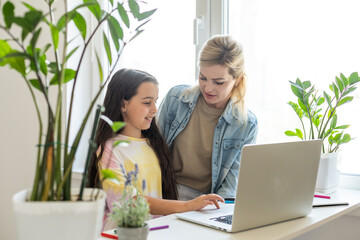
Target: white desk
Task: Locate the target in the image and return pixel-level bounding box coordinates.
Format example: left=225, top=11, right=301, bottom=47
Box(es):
left=100, top=189, right=360, bottom=240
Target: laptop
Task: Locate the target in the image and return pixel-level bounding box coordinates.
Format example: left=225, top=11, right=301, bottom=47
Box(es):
left=176, top=140, right=322, bottom=232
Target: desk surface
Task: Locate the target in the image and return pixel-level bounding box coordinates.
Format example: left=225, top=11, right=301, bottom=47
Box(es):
left=100, top=189, right=360, bottom=240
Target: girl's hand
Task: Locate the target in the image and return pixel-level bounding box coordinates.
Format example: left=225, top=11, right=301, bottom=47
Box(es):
left=185, top=194, right=224, bottom=211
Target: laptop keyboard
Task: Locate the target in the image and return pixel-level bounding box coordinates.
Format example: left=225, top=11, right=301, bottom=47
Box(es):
left=210, top=215, right=233, bottom=225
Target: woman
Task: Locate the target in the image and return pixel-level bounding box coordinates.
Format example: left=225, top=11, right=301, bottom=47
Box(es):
left=157, top=35, right=258, bottom=200
left=87, top=68, right=224, bottom=230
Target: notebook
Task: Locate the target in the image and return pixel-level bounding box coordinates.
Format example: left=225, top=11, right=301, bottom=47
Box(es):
left=176, top=140, right=322, bottom=233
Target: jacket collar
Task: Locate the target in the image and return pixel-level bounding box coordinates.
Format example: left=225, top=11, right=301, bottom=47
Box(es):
left=181, top=87, right=240, bottom=125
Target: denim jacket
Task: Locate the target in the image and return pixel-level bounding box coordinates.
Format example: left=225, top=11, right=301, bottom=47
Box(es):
left=157, top=85, right=258, bottom=198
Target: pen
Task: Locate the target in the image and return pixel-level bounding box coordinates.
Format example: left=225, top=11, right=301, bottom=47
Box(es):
left=150, top=225, right=169, bottom=231
left=225, top=198, right=235, bottom=204
left=101, top=232, right=117, bottom=239
left=107, top=225, right=170, bottom=239
left=314, top=194, right=331, bottom=199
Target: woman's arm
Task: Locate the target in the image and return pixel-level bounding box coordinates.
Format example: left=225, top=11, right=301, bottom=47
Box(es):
left=217, top=122, right=258, bottom=198
left=145, top=194, right=224, bottom=215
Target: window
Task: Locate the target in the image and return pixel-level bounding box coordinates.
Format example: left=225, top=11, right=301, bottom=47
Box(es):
left=70, top=0, right=196, bottom=171
left=118, top=0, right=196, bottom=101
left=226, top=0, right=360, bottom=174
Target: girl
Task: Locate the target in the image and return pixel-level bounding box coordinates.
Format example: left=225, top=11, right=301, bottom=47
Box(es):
left=88, top=68, right=224, bottom=230
left=157, top=35, right=258, bottom=200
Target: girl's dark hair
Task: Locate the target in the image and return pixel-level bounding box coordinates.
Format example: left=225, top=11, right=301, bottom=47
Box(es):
left=87, top=68, right=178, bottom=200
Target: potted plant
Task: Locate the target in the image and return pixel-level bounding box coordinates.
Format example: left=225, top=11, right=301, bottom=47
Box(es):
left=106, top=164, right=150, bottom=240
left=0, top=0, right=155, bottom=239
left=285, top=72, right=360, bottom=193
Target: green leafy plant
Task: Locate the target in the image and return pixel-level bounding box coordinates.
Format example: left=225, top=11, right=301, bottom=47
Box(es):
left=107, top=164, right=150, bottom=228
left=0, top=0, right=156, bottom=201
left=285, top=72, right=360, bottom=153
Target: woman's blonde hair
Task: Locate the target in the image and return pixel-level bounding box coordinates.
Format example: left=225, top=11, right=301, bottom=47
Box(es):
left=198, top=35, right=247, bottom=123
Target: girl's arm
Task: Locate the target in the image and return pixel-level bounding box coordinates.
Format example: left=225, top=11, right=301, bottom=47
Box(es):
left=145, top=194, right=224, bottom=215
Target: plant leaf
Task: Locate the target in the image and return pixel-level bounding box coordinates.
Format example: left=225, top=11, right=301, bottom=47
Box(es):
left=316, top=97, right=324, bottom=106
left=138, top=8, right=157, bottom=21
left=39, top=54, right=47, bottom=76
left=349, top=72, right=360, bottom=85
left=340, top=73, right=349, bottom=87
left=65, top=46, right=80, bottom=62
left=57, top=11, right=76, bottom=30
left=342, top=86, right=356, bottom=98
left=50, top=68, right=76, bottom=85
left=295, top=128, right=304, bottom=140
left=117, top=3, right=130, bottom=28
left=0, top=39, right=12, bottom=66
left=330, top=114, right=337, bottom=130
left=3, top=51, right=26, bottom=76
left=113, top=140, right=130, bottom=147
left=289, top=81, right=303, bottom=99
left=24, top=10, right=43, bottom=32
left=323, top=91, right=332, bottom=110
left=335, top=76, right=344, bottom=92
left=107, top=15, right=123, bottom=51
left=29, top=78, right=42, bottom=91
left=337, top=96, right=353, bottom=107
left=332, top=82, right=339, bottom=100
left=103, top=32, right=112, bottom=66
left=342, top=134, right=351, bottom=143
left=333, top=132, right=343, bottom=142
left=50, top=25, right=59, bottom=50
left=95, top=50, right=103, bottom=83
left=112, top=121, right=126, bottom=132
left=335, top=125, right=350, bottom=130
left=101, top=169, right=120, bottom=181
left=298, top=99, right=308, bottom=114
left=3, top=1, right=15, bottom=28
left=302, top=80, right=311, bottom=89
left=128, top=0, right=140, bottom=19
left=84, top=0, right=101, bottom=20
left=129, top=29, right=144, bottom=42
left=285, top=130, right=297, bottom=136
left=22, top=2, right=37, bottom=11
left=73, top=11, right=87, bottom=40
left=30, top=28, right=42, bottom=48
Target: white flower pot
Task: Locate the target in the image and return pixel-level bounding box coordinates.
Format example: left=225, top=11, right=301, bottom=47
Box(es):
left=12, top=188, right=106, bottom=240
left=315, top=152, right=341, bottom=194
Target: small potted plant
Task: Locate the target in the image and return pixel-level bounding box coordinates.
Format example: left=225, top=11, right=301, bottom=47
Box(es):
left=105, top=164, right=150, bottom=240
left=285, top=72, right=360, bottom=193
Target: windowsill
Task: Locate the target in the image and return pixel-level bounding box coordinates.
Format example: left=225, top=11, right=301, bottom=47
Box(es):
left=340, top=173, right=360, bottom=190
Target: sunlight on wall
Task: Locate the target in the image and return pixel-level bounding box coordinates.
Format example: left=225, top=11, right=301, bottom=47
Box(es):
left=229, top=0, right=360, bottom=174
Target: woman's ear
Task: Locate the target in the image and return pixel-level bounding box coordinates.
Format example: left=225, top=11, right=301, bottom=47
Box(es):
left=235, top=74, right=244, bottom=87
left=121, top=100, right=128, bottom=113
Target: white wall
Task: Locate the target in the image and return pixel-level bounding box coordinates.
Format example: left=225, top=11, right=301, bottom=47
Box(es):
left=0, top=62, right=38, bottom=239
left=0, top=1, right=58, bottom=239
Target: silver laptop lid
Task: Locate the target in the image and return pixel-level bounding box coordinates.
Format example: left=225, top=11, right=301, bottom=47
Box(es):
left=231, top=139, right=322, bottom=232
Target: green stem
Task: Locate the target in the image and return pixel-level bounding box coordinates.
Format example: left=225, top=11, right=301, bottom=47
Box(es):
left=59, top=46, right=125, bottom=198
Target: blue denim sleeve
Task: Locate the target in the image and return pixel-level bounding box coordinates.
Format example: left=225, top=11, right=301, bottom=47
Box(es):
left=216, top=120, right=258, bottom=198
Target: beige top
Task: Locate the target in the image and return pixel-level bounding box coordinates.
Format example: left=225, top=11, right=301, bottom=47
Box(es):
left=172, top=94, right=224, bottom=193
